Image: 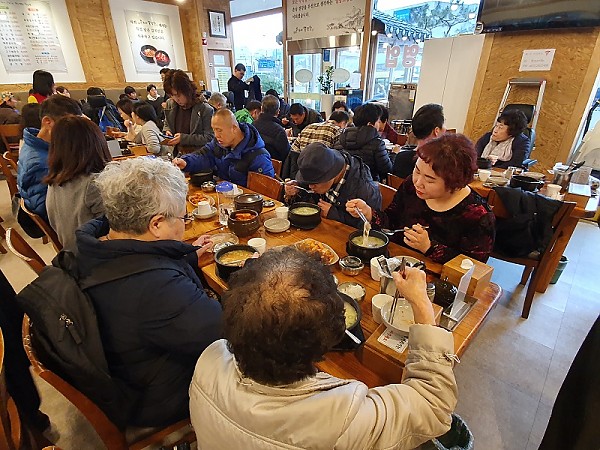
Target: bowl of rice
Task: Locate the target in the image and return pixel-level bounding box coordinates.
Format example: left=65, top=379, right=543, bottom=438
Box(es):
left=337, top=282, right=366, bottom=302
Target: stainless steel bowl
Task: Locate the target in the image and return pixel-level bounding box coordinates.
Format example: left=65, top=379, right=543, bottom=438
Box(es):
left=339, top=256, right=364, bottom=276
left=201, top=181, right=215, bottom=192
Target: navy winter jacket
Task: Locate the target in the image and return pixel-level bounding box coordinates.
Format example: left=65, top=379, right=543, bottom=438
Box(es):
left=17, top=128, right=49, bottom=220
left=75, top=217, right=222, bottom=427
left=335, top=125, right=392, bottom=182
left=180, top=122, right=275, bottom=187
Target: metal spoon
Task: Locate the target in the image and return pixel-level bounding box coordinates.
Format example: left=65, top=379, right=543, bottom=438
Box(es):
left=381, top=226, right=430, bottom=235
left=344, top=329, right=362, bottom=345
left=293, top=185, right=314, bottom=194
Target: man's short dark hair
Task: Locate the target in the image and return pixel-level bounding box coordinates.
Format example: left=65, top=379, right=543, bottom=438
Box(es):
left=20, top=103, right=41, bottom=129
left=124, top=86, right=136, bottom=95
left=261, top=95, right=279, bottom=116
left=353, top=103, right=382, bottom=127
left=246, top=100, right=262, bottom=112
left=159, top=68, right=170, bottom=75
left=234, top=63, right=246, bottom=72
left=40, top=95, right=82, bottom=120
left=146, top=84, right=157, bottom=92
left=411, top=104, right=445, bottom=140
left=265, top=89, right=280, bottom=98
left=289, top=103, right=306, bottom=116
left=133, top=102, right=158, bottom=123
left=86, top=87, right=105, bottom=96
left=497, top=109, right=528, bottom=137
left=223, top=247, right=345, bottom=386
left=330, top=110, right=349, bottom=124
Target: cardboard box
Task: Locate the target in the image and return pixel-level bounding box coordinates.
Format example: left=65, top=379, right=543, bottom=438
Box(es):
left=440, top=255, right=493, bottom=298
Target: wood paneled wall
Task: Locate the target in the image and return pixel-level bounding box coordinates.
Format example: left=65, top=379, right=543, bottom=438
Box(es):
left=464, top=28, right=600, bottom=171
left=1, top=0, right=231, bottom=93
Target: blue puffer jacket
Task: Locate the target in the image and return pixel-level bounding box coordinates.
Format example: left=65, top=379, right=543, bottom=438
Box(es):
left=17, top=128, right=49, bottom=220
left=180, top=123, right=275, bottom=187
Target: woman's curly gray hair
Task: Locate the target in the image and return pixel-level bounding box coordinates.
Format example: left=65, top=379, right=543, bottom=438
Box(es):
left=95, top=158, right=187, bottom=234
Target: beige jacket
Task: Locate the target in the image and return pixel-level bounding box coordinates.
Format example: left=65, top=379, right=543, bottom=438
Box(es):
left=189, top=325, right=457, bottom=450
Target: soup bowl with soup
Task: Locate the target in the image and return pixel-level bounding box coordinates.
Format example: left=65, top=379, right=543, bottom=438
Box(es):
left=215, top=244, right=258, bottom=281
left=346, top=229, right=389, bottom=262
left=288, top=202, right=321, bottom=230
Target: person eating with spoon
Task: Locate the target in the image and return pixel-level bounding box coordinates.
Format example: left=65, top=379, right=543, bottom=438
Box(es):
left=284, top=142, right=381, bottom=228
left=347, top=133, right=495, bottom=263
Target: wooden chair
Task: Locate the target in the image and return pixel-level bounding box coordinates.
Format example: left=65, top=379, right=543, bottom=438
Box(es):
left=247, top=171, right=284, bottom=201
left=6, top=228, right=46, bottom=275
left=19, top=198, right=62, bottom=252
left=2, top=152, right=17, bottom=173
left=378, top=183, right=397, bottom=210
left=22, top=318, right=196, bottom=450
left=0, top=153, right=18, bottom=199
left=386, top=173, right=404, bottom=190
left=0, top=124, right=21, bottom=157
left=487, top=190, right=576, bottom=319
left=271, top=158, right=282, bottom=178
left=0, top=328, right=48, bottom=450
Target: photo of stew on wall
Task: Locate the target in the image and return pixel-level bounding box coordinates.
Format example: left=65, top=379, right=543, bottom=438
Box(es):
left=125, top=9, right=176, bottom=73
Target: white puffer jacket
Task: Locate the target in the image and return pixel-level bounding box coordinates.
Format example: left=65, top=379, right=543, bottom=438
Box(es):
left=189, top=325, right=457, bottom=450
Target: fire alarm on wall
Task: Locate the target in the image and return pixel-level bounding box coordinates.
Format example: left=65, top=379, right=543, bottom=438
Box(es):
left=202, top=38, right=208, bottom=45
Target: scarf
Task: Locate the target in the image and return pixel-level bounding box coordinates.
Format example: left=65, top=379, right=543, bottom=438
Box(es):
left=147, top=93, right=159, bottom=101
left=481, top=136, right=514, bottom=162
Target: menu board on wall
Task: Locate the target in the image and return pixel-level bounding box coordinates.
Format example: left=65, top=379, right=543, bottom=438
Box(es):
left=109, top=0, right=187, bottom=83
left=0, top=0, right=85, bottom=84
left=124, top=10, right=176, bottom=74
left=286, top=0, right=365, bottom=41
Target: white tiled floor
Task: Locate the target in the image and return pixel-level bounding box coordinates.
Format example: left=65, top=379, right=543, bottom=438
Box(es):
left=1, top=180, right=599, bottom=449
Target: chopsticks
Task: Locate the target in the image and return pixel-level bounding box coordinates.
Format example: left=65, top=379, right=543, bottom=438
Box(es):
left=389, top=257, right=406, bottom=325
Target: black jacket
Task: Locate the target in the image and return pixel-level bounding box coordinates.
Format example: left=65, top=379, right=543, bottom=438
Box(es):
left=289, top=152, right=382, bottom=228
left=75, top=218, right=222, bottom=427
left=289, top=106, right=323, bottom=137
left=493, top=187, right=561, bottom=258
left=227, top=75, right=249, bottom=111
left=253, top=113, right=290, bottom=162
left=335, top=126, right=392, bottom=181
left=163, top=100, right=214, bottom=151
left=391, top=145, right=417, bottom=179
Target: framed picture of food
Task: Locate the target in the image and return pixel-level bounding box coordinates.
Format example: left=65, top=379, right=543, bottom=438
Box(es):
left=208, top=10, right=227, bottom=38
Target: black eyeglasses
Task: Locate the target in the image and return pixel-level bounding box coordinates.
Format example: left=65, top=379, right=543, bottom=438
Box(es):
left=177, top=214, right=193, bottom=224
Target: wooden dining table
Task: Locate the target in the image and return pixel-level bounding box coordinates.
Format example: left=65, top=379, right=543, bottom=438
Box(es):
left=185, top=182, right=501, bottom=388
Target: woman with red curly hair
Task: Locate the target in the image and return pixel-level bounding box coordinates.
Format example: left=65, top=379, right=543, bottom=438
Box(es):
left=347, top=133, right=495, bottom=263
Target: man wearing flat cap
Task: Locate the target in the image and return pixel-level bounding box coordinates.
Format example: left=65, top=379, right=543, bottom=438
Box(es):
left=284, top=143, right=381, bottom=228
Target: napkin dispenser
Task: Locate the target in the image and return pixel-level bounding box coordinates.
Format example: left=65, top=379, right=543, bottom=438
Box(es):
left=440, top=255, right=493, bottom=298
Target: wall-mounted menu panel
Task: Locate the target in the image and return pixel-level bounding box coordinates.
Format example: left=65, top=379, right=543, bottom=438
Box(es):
left=0, top=0, right=85, bottom=84
left=109, top=0, right=187, bottom=83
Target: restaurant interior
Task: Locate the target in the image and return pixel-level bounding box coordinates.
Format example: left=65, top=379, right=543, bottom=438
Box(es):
left=0, top=0, right=599, bottom=449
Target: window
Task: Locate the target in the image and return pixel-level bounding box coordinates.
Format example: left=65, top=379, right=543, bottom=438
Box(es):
left=232, top=13, right=284, bottom=95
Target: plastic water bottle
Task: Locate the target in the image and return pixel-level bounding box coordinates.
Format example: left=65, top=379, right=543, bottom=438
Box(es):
left=216, top=181, right=234, bottom=225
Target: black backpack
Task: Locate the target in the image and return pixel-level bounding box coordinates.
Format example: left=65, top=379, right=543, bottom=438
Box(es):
left=16, top=251, right=186, bottom=428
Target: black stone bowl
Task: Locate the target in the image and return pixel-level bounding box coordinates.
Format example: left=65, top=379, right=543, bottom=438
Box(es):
left=477, top=158, right=492, bottom=169
left=346, top=229, right=389, bottom=263
left=215, top=244, right=257, bottom=282
left=288, top=202, right=321, bottom=230
left=189, top=171, right=214, bottom=187
left=510, top=175, right=543, bottom=192
left=234, top=193, right=263, bottom=214
left=227, top=209, right=260, bottom=237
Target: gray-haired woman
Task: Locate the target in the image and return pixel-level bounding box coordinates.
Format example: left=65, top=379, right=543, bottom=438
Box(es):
left=74, top=157, right=222, bottom=427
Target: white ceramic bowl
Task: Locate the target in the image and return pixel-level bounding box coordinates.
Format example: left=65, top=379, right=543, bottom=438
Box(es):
left=485, top=176, right=509, bottom=187
left=264, top=218, right=290, bottom=233
left=381, top=299, right=415, bottom=334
